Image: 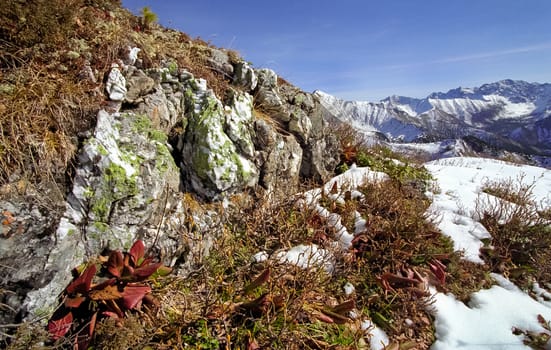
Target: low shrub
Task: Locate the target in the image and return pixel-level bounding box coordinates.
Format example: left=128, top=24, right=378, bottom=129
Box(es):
left=475, top=176, right=551, bottom=288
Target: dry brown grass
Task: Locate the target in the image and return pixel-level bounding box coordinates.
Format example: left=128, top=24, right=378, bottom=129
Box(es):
left=76, top=174, right=467, bottom=349
left=476, top=177, right=551, bottom=288
left=0, top=0, right=242, bottom=187
left=0, top=63, right=98, bottom=185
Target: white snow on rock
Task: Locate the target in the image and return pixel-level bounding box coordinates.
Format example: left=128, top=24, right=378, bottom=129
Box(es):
left=127, top=47, right=141, bottom=65
left=299, top=164, right=388, bottom=250
left=255, top=165, right=387, bottom=272
left=252, top=251, right=269, bottom=263
left=343, top=282, right=355, bottom=296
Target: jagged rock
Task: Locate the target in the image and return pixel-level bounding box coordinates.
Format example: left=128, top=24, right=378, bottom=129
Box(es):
left=254, top=119, right=303, bottom=191
left=22, top=109, right=183, bottom=318
left=0, top=189, right=60, bottom=326
left=289, top=107, right=312, bottom=144
left=233, top=61, right=257, bottom=91
left=125, top=69, right=156, bottom=103
left=180, top=80, right=258, bottom=199
left=208, top=48, right=234, bottom=77
left=254, top=69, right=290, bottom=123
left=135, top=88, right=174, bottom=131
left=105, top=63, right=127, bottom=101
left=301, top=133, right=340, bottom=182
left=126, top=46, right=141, bottom=65
left=279, top=84, right=340, bottom=182
left=224, top=90, right=256, bottom=158
left=179, top=70, right=194, bottom=82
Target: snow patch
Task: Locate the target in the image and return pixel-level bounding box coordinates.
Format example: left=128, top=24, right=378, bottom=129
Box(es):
left=431, top=274, right=551, bottom=350
left=361, top=319, right=390, bottom=350
left=274, top=244, right=335, bottom=273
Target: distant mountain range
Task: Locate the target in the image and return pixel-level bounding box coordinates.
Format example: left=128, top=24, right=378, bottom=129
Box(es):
left=316, top=80, right=551, bottom=166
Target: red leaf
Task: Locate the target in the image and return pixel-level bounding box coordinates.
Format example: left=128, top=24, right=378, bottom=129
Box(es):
left=129, top=240, right=145, bottom=266
left=331, top=299, right=356, bottom=315
left=123, top=264, right=135, bottom=277
left=379, top=272, right=418, bottom=290
left=133, top=262, right=162, bottom=280
left=429, top=259, right=447, bottom=285
left=48, top=311, right=73, bottom=340
left=107, top=251, right=124, bottom=278
left=76, top=311, right=96, bottom=350
left=66, top=265, right=96, bottom=294
left=314, top=311, right=335, bottom=324
left=121, top=284, right=151, bottom=310
left=244, top=268, right=271, bottom=294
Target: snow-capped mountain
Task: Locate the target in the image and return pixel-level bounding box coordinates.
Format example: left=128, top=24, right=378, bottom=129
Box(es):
left=316, top=80, right=551, bottom=160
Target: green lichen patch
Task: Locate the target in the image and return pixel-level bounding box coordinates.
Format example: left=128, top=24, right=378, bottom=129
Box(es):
left=184, top=91, right=258, bottom=196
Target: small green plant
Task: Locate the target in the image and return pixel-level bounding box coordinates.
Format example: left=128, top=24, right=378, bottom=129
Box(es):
left=140, top=6, right=158, bottom=31
left=47, top=240, right=171, bottom=349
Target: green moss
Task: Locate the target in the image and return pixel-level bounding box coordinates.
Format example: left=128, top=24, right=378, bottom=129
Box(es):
left=87, top=160, right=138, bottom=222
left=155, top=142, right=176, bottom=174
left=130, top=113, right=153, bottom=134
left=91, top=196, right=110, bottom=221
left=84, top=187, right=95, bottom=199
left=167, top=61, right=178, bottom=75
left=97, top=144, right=109, bottom=156
left=93, top=221, right=110, bottom=233
left=149, top=129, right=168, bottom=143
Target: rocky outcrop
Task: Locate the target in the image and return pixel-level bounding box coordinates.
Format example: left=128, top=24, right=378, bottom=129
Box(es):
left=279, top=84, right=341, bottom=182
left=233, top=61, right=257, bottom=91
left=254, top=119, right=303, bottom=191
left=179, top=79, right=258, bottom=199
left=1, top=48, right=341, bottom=324
left=21, top=109, right=186, bottom=317
left=254, top=69, right=290, bottom=123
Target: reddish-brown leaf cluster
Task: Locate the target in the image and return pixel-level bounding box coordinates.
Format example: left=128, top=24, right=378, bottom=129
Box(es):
left=47, top=240, right=171, bottom=349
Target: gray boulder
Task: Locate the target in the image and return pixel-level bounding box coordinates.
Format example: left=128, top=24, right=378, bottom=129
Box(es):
left=254, top=119, right=303, bottom=191
left=180, top=79, right=258, bottom=199
left=125, top=69, right=156, bottom=103
left=208, top=48, right=234, bottom=78
left=233, top=61, right=257, bottom=91
left=254, top=69, right=290, bottom=123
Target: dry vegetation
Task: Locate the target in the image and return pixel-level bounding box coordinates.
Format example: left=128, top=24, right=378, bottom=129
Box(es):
left=0, top=0, right=239, bottom=189
left=476, top=176, right=551, bottom=289
left=3, top=1, right=551, bottom=349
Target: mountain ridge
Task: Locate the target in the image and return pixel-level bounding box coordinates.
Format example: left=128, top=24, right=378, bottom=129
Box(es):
left=316, top=79, right=551, bottom=164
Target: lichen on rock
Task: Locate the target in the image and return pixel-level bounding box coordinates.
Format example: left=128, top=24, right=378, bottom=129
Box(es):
left=180, top=79, right=258, bottom=199
left=23, top=109, right=182, bottom=317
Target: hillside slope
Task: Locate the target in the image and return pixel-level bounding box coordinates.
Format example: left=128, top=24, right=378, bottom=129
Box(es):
left=1, top=2, right=550, bottom=349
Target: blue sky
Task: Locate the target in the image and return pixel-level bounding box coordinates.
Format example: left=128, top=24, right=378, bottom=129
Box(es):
left=121, top=1, right=551, bottom=101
